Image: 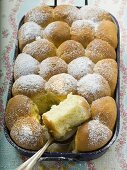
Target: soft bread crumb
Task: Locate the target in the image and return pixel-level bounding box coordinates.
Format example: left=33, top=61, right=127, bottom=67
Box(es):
left=42, top=94, right=91, bottom=140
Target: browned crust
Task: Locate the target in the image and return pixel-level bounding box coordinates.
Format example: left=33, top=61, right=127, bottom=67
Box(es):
left=95, top=20, right=118, bottom=49
left=22, top=39, right=56, bottom=62
left=43, top=21, right=71, bottom=48
left=85, top=39, right=116, bottom=63
left=24, top=6, right=54, bottom=27
left=75, top=120, right=112, bottom=152
left=10, top=117, right=45, bottom=150
left=91, top=96, right=117, bottom=130
left=5, top=95, right=39, bottom=131
left=94, top=59, right=118, bottom=95
left=57, top=40, right=85, bottom=63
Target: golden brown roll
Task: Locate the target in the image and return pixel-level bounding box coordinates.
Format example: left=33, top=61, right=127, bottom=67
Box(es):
left=93, top=59, right=118, bottom=95
left=10, top=117, right=46, bottom=150
left=71, top=20, right=95, bottom=48
left=39, top=57, right=68, bottom=81
left=45, top=73, right=77, bottom=101
left=18, top=22, right=43, bottom=51
left=43, top=21, right=70, bottom=47
left=12, top=74, right=46, bottom=97
left=24, top=6, right=54, bottom=28
left=12, top=74, right=47, bottom=114
left=85, top=39, right=116, bottom=63
left=42, top=94, right=91, bottom=141
left=77, top=73, right=111, bottom=104
left=57, top=40, right=85, bottom=63
left=22, top=38, right=56, bottom=62
left=5, top=95, right=40, bottom=131
left=53, top=5, right=81, bottom=26
left=14, top=53, right=39, bottom=80
left=80, top=6, right=112, bottom=22
left=12, top=74, right=59, bottom=114
left=91, top=96, right=117, bottom=130
left=75, top=120, right=112, bottom=152
left=95, top=20, right=118, bottom=48
left=68, top=57, right=95, bottom=80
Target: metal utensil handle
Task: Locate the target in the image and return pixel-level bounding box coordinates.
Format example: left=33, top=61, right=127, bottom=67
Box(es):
left=54, top=0, right=88, bottom=6
left=39, top=157, right=79, bottom=161
left=16, top=137, right=53, bottom=170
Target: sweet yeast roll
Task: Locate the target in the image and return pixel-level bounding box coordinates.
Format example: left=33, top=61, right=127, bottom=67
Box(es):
left=39, top=57, right=67, bottom=81
left=45, top=73, right=77, bottom=101
left=43, top=21, right=70, bottom=47
left=75, top=120, right=112, bottom=152
left=94, top=59, right=118, bottom=95
left=95, top=20, right=118, bottom=49
left=71, top=19, right=95, bottom=48
left=53, top=5, right=81, bottom=26
left=91, top=96, right=117, bottom=130
left=10, top=117, right=46, bottom=150
left=12, top=74, right=58, bottom=114
left=85, top=39, right=116, bottom=63
left=18, top=22, right=43, bottom=51
left=22, top=38, right=56, bottom=62
left=77, top=73, right=111, bottom=104
left=5, top=95, right=40, bottom=131
left=24, top=6, right=54, bottom=28
left=57, top=40, right=85, bottom=63
left=14, top=53, right=39, bottom=80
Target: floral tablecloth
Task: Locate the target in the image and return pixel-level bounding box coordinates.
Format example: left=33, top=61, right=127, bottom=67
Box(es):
left=0, top=0, right=127, bottom=169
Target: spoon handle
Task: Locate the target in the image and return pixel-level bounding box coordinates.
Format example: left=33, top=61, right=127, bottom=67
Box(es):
left=16, top=137, right=53, bottom=170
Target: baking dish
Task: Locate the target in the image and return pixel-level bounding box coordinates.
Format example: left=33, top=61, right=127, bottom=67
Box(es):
left=3, top=1, right=120, bottom=161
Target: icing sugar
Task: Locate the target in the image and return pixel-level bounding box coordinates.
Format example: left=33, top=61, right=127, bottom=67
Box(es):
left=22, top=39, right=56, bottom=62
left=25, top=6, right=53, bottom=27
left=12, top=74, right=46, bottom=96
left=68, top=57, right=95, bottom=80
left=80, top=6, right=112, bottom=22
left=18, top=22, right=43, bottom=42
left=39, top=57, right=67, bottom=80
left=77, top=73, right=111, bottom=103
left=14, top=53, right=39, bottom=80
left=10, top=117, right=44, bottom=148
left=88, top=120, right=111, bottom=146
left=54, top=5, right=81, bottom=25
left=45, top=73, right=77, bottom=96
left=71, top=19, right=97, bottom=31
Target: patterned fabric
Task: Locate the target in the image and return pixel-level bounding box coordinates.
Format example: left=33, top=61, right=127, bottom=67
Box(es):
left=0, top=0, right=127, bottom=169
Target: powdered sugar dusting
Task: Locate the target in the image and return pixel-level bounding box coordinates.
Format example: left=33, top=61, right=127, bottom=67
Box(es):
left=68, top=57, right=95, bottom=80
left=94, top=59, right=117, bottom=82
left=80, top=6, right=112, bottom=22
left=18, top=22, right=43, bottom=42
left=44, top=21, right=60, bottom=35
left=57, top=40, right=85, bottom=63
left=77, top=73, right=111, bottom=103
left=25, top=6, right=53, bottom=27
left=14, top=53, right=39, bottom=80
left=10, top=117, right=44, bottom=150
left=43, top=21, right=70, bottom=47
left=39, top=57, right=67, bottom=80
left=23, top=39, right=49, bottom=55
left=85, top=39, right=116, bottom=63
left=70, top=20, right=97, bottom=48
left=54, top=5, right=81, bottom=26
left=77, top=73, right=108, bottom=93
left=88, top=120, right=112, bottom=147
left=12, top=74, right=46, bottom=96
left=71, top=19, right=97, bottom=32
left=45, top=73, right=77, bottom=96
left=22, top=39, right=56, bottom=62
left=62, top=7, right=81, bottom=25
